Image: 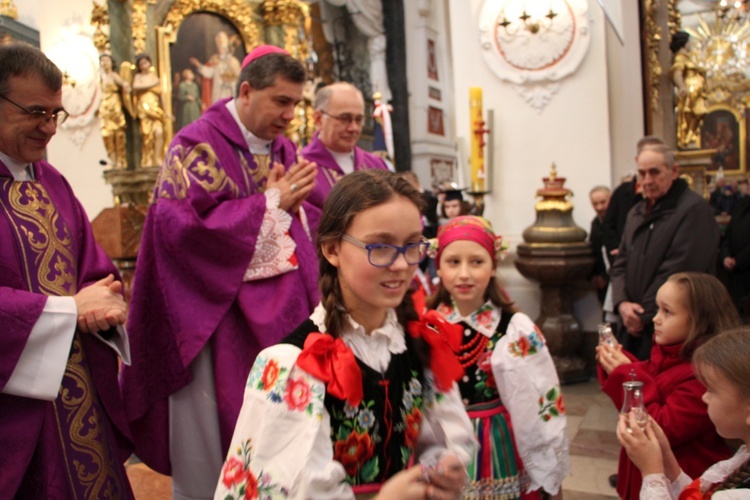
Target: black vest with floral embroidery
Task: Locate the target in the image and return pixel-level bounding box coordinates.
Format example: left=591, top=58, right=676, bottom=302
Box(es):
left=455, top=311, right=513, bottom=406
left=284, top=320, right=429, bottom=486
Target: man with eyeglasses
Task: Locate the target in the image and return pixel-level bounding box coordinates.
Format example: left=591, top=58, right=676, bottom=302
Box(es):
left=608, top=139, right=719, bottom=360
left=301, top=81, right=390, bottom=232
left=0, top=43, right=134, bottom=497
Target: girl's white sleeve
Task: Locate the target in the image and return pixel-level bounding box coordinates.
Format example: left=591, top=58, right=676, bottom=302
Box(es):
left=214, top=344, right=352, bottom=500
left=491, top=313, right=571, bottom=494
left=414, top=372, right=478, bottom=467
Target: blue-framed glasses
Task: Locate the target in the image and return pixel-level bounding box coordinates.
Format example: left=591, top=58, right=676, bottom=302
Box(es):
left=0, top=94, right=68, bottom=126
left=342, top=234, right=429, bottom=268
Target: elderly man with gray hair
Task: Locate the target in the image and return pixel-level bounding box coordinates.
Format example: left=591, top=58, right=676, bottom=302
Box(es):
left=301, top=81, right=390, bottom=233
left=609, top=139, right=719, bottom=359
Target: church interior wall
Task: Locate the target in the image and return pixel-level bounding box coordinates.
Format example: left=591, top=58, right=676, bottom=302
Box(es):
left=444, top=0, right=618, bottom=321
left=604, top=1, right=646, bottom=184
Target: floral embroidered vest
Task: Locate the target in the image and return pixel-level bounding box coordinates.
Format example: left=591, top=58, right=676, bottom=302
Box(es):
left=285, top=321, right=429, bottom=486
left=455, top=311, right=512, bottom=405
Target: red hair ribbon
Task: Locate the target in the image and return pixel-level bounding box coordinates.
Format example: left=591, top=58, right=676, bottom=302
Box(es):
left=296, top=333, right=363, bottom=407
left=407, top=310, right=465, bottom=392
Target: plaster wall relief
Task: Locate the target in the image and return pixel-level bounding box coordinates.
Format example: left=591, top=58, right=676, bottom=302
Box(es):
left=478, top=0, right=592, bottom=112
left=44, top=18, right=102, bottom=149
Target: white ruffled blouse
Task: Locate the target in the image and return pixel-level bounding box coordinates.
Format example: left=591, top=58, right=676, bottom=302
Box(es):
left=214, top=304, right=477, bottom=499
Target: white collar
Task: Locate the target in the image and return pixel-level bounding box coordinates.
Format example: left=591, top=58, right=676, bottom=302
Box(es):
left=326, top=147, right=355, bottom=175
left=436, top=300, right=501, bottom=338
left=310, top=302, right=405, bottom=353
left=0, top=151, right=32, bottom=181
left=226, top=99, right=273, bottom=155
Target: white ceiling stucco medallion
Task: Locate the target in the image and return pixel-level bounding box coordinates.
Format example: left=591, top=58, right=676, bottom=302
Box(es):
left=478, top=0, right=591, bottom=111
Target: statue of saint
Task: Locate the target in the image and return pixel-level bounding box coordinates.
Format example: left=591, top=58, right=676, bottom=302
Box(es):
left=132, top=53, right=166, bottom=168
left=98, top=53, right=130, bottom=168
left=177, top=68, right=201, bottom=130
left=670, top=31, right=708, bottom=149
left=189, top=31, right=241, bottom=110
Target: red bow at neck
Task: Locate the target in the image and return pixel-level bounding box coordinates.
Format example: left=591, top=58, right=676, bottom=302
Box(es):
left=407, top=310, right=465, bottom=392
left=296, top=333, right=363, bottom=407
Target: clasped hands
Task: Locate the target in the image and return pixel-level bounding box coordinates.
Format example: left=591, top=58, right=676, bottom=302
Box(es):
left=73, top=274, right=127, bottom=334
left=266, top=158, right=317, bottom=213
left=377, top=454, right=466, bottom=500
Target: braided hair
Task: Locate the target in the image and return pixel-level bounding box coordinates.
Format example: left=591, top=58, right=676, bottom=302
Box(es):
left=317, top=169, right=425, bottom=338
left=713, top=457, right=750, bottom=491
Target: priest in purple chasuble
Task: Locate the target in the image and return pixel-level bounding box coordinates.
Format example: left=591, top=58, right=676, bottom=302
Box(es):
left=120, top=45, right=320, bottom=499
left=301, top=82, right=390, bottom=233
left=0, top=44, right=134, bottom=498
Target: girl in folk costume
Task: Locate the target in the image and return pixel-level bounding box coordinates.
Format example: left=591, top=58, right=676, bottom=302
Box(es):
left=597, top=273, right=738, bottom=499
left=617, top=326, right=750, bottom=498
left=215, top=169, right=476, bottom=499
left=427, top=216, right=570, bottom=499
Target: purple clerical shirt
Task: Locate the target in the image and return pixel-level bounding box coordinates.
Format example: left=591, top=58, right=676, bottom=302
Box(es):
left=120, top=98, right=320, bottom=474
left=301, top=133, right=389, bottom=233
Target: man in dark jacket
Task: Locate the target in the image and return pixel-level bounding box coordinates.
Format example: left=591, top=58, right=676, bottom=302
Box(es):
left=721, top=195, right=750, bottom=319
left=609, top=141, right=720, bottom=359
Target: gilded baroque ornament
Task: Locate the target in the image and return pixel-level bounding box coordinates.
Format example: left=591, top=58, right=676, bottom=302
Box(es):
left=644, top=0, right=662, bottom=114
left=132, top=0, right=148, bottom=54
left=163, top=0, right=261, bottom=51
left=0, top=0, right=18, bottom=19
left=90, top=1, right=109, bottom=53
left=478, top=0, right=591, bottom=112
left=261, top=0, right=312, bottom=60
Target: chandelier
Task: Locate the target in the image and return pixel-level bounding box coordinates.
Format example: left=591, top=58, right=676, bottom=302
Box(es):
left=717, top=0, right=749, bottom=20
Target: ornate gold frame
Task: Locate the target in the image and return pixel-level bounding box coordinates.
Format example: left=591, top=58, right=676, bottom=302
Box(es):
left=156, top=0, right=261, bottom=148
left=699, top=104, right=746, bottom=174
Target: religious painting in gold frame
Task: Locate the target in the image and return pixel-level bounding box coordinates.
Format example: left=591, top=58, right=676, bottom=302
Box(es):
left=156, top=0, right=261, bottom=148
left=699, top=105, right=745, bottom=174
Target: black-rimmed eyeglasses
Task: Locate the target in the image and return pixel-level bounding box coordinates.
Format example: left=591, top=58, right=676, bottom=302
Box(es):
left=342, top=234, right=429, bottom=268
left=321, top=110, right=365, bottom=126
left=0, top=94, right=69, bottom=126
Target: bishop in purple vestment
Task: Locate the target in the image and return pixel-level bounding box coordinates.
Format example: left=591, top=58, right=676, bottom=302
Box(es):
left=120, top=46, right=320, bottom=499
left=0, top=44, right=133, bottom=499
left=301, top=82, right=390, bottom=233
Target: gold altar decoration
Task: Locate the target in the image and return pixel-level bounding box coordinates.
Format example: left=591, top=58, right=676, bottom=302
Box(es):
left=90, top=2, right=109, bottom=53
left=89, top=0, right=317, bottom=192
left=643, top=0, right=748, bottom=174
left=162, top=0, right=261, bottom=53
left=261, top=0, right=312, bottom=61
left=0, top=0, right=18, bottom=19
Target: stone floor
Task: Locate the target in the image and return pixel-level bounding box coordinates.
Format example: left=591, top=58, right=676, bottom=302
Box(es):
left=125, top=377, right=621, bottom=499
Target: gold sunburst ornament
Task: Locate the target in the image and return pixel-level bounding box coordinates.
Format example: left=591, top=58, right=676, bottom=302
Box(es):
left=686, top=8, right=750, bottom=108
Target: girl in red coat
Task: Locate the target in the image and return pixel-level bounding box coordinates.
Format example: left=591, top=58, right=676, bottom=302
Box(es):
left=596, top=272, right=738, bottom=499
left=617, top=326, right=750, bottom=498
